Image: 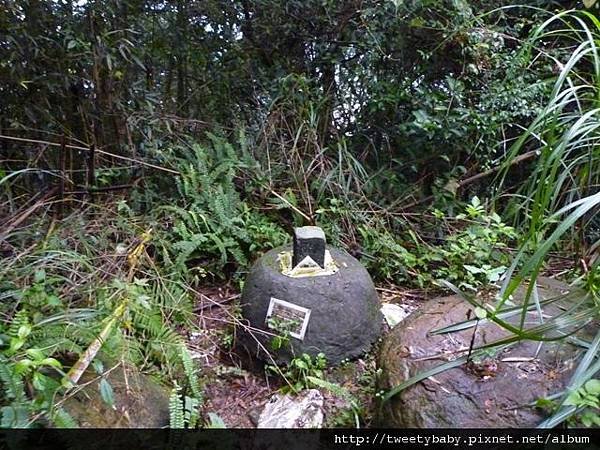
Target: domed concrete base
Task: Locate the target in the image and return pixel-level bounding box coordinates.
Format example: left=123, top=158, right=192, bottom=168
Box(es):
left=239, top=245, right=382, bottom=365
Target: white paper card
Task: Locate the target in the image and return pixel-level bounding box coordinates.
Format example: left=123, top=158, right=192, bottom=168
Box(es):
left=265, top=297, right=312, bottom=340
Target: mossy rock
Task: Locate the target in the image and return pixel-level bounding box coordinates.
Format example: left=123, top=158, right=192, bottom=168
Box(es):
left=62, top=364, right=170, bottom=428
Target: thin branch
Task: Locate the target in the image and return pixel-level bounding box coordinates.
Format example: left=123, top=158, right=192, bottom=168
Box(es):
left=399, top=150, right=539, bottom=211
left=0, top=134, right=180, bottom=175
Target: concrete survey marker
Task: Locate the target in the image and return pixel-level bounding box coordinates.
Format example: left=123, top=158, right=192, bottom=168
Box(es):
left=240, top=226, right=382, bottom=365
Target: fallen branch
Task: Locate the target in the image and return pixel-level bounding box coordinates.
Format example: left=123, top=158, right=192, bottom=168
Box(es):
left=62, top=302, right=127, bottom=387
left=0, top=134, right=180, bottom=175
left=267, top=186, right=312, bottom=222
left=65, top=183, right=136, bottom=195
left=193, top=294, right=241, bottom=312
left=0, top=188, right=57, bottom=241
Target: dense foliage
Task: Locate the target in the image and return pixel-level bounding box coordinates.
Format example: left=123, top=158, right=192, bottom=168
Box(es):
left=1, top=0, right=599, bottom=429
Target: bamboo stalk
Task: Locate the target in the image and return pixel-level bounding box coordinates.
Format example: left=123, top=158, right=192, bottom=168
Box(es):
left=267, top=187, right=312, bottom=222
left=63, top=302, right=127, bottom=387
left=87, top=143, right=95, bottom=203
left=0, top=188, right=57, bottom=241
left=57, top=135, right=66, bottom=218
left=63, top=229, right=152, bottom=388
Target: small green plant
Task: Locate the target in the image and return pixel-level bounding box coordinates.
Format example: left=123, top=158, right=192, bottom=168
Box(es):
left=434, top=197, right=516, bottom=290
left=577, top=263, right=600, bottom=307
left=0, top=312, right=75, bottom=428
left=169, top=384, right=200, bottom=429
left=307, top=375, right=363, bottom=428
left=266, top=316, right=300, bottom=351
left=537, top=380, right=600, bottom=428
left=218, top=330, right=234, bottom=350
left=326, top=407, right=358, bottom=428
left=20, top=269, right=62, bottom=314
left=268, top=353, right=328, bottom=394
left=358, top=223, right=421, bottom=284
left=358, top=197, right=516, bottom=290
left=242, top=204, right=288, bottom=254
left=564, top=379, right=600, bottom=427
left=357, top=365, right=381, bottom=398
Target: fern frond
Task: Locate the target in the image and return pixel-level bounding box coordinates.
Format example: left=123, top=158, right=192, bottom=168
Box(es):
left=0, top=356, right=26, bottom=404
left=180, top=345, right=201, bottom=400
left=1, top=404, right=30, bottom=428
left=169, top=387, right=184, bottom=429
left=7, top=310, right=28, bottom=338
left=49, top=407, right=78, bottom=428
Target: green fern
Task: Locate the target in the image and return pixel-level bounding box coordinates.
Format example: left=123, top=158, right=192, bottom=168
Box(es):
left=49, top=407, right=78, bottom=428
left=7, top=311, right=28, bottom=338
left=0, top=356, right=26, bottom=404
left=183, top=395, right=200, bottom=428
left=180, top=345, right=201, bottom=400
left=130, top=309, right=183, bottom=366
left=30, top=323, right=89, bottom=356
left=1, top=404, right=30, bottom=428
left=158, top=136, right=258, bottom=274
left=168, top=384, right=200, bottom=429
left=169, top=386, right=185, bottom=429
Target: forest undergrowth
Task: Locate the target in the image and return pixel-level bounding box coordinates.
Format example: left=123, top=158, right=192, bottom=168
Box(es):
left=1, top=2, right=600, bottom=429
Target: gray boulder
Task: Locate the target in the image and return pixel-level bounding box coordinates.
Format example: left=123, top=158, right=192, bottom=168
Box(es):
left=378, top=280, right=593, bottom=428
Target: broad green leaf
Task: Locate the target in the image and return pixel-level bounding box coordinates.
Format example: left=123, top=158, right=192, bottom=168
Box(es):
left=564, top=390, right=582, bottom=406
left=18, top=325, right=31, bottom=339
left=25, top=348, right=45, bottom=361
left=294, top=360, right=308, bottom=370
left=99, top=379, right=115, bottom=407
left=9, top=337, right=25, bottom=353
left=584, top=379, right=600, bottom=395
left=474, top=307, right=487, bottom=320
left=40, top=358, right=62, bottom=369
left=206, top=412, right=226, bottom=428
left=32, top=372, right=51, bottom=391
left=464, top=265, right=484, bottom=274
left=14, top=359, right=33, bottom=375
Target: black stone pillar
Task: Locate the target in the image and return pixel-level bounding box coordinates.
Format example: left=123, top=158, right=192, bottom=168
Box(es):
left=292, top=226, right=326, bottom=268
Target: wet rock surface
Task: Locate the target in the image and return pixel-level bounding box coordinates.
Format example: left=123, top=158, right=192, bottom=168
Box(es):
left=240, top=245, right=382, bottom=365
left=378, top=279, right=591, bottom=428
